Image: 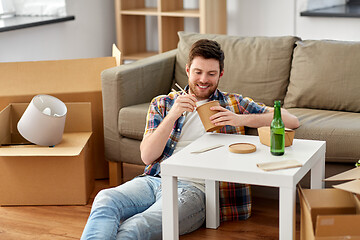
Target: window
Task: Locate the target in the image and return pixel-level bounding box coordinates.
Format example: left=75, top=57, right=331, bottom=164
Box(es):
left=13, top=0, right=67, bottom=17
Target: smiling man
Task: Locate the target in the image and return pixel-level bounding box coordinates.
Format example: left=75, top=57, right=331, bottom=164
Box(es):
left=81, top=39, right=299, bottom=240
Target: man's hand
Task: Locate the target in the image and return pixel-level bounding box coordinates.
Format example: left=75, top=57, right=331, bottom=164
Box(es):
left=209, top=105, right=300, bottom=129
left=209, top=106, right=241, bottom=127
left=168, top=94, right=197, bottom=119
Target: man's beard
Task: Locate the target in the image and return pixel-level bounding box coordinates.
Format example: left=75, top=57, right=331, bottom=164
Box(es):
left=189, top=80, right=219, bottom=100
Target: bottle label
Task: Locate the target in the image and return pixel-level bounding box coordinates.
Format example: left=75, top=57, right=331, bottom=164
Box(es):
left=271, top=133, right=284, bottom=150
left=270, top=129, right=285, bottom=155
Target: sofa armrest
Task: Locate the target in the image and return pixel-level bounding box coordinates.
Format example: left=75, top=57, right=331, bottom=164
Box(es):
left=101, top=49, right=177, bottom=162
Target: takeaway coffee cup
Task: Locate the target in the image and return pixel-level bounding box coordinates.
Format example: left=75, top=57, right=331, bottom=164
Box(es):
left=196, top=100, right=222, bottom=132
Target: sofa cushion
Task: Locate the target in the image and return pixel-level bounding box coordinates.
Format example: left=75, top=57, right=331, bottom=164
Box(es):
left=118, top=102, right=149, bottom=140
left=284, top=40, right=360, bottom=112
left=175, top=31, right=299, bottom=106
left=287, top=108, right=360, bottom=163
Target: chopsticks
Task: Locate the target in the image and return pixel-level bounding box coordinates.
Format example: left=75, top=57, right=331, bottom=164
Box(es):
left=175, top=83, right=187, bottom=95
left=191, top=144, right=224, bottom=154
left=171, top=83, right=187, bottom=96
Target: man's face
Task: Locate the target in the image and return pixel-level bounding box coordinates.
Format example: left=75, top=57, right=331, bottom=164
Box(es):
left=186, top=56, right=223, bottom=101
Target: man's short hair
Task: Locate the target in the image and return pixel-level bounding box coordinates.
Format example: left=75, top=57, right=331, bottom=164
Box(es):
left=188, top=39, right=225, bottom=73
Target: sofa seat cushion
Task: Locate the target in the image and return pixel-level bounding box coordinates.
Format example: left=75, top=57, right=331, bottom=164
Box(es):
left=284, top=40, right=360, bottom=112
left=175, top=31, right=299, bottom=106
left=287, top=108, right=360, bottom=163
left=118, top=102, right=149, bottom=140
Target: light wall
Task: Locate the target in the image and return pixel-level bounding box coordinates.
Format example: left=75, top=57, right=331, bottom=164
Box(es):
left=1, top=0, right=359, bottom=63
left=296, top=0, right=360, bottom=41
left=228, top=0, right=360, bottom=41
left=0, top=0, right=115, bottom=62
left=227, top=0, right=296, bottom=37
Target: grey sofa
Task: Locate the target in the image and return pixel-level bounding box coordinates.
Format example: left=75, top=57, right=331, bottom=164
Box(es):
left=101, top=32, right=360, bottom=191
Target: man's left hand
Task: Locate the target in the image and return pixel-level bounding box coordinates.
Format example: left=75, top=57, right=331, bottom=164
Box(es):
left=209, top=106, right=241, bottom=127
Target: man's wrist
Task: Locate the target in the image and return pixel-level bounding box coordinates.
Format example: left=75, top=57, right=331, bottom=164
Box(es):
left=163, top=111, right=183, bottom=129
left=237, top=114, right=247, bottom=127
left=167, top=110, right=182, bottom=123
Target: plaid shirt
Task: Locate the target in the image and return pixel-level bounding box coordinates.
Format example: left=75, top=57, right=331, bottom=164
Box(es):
left=143, top=86, right=268, bottom=221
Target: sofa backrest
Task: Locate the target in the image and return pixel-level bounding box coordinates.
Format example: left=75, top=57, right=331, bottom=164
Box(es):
left=284, top=40, right=360, bottom=113
left=175, top=32, right=299, bottom=106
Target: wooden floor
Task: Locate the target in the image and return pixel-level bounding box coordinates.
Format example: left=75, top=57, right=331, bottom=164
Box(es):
left=0, top=179, right=300, bottom=240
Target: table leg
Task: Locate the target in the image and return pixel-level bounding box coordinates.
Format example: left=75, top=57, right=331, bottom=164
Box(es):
left=279, top=186, right=296, bottom=240
left=162, top=175, right=178, bottom=240
left=311, top=150, right=325, bottom=189
left=205, top=180, right=220, bottom=229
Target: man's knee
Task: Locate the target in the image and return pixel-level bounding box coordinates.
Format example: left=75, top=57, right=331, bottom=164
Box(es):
left=91, top=188, right=123, bottom=213
left=94, top=188, right=114, bottom=204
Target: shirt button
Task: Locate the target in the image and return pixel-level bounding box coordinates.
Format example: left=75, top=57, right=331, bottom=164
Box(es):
left=171, top=144, right=175, bottom=147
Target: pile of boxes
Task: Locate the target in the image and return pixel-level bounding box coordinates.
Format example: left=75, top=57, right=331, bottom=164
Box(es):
left=0, top=47, right=120, bottom=205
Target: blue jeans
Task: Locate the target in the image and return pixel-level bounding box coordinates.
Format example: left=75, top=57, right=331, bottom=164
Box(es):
left=81, top=175, right=205, bottom=240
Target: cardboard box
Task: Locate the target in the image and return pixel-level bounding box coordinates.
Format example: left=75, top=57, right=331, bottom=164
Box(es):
left=0, top=45, right=121, bottom=179
left=0, top=102, right=94, bottom=206
left=257, top=126, right=295, bottom=147
left=299, top=167, right=360, bottom=239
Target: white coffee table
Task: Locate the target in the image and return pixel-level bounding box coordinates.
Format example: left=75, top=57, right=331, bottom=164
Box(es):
left=161, top=133, right=326, bottom=240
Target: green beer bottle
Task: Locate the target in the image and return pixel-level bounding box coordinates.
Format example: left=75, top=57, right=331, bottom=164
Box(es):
left=270, top=100, right=285, bottom=156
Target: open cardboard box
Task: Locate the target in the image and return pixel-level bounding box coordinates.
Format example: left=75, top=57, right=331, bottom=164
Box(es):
left=0, top=45, right=121, bottom=179
left=298, top=167, right=360, bottom=240
left=0, top=102, right=94, bottom=206
left=257, top=126, right=295, bottom=147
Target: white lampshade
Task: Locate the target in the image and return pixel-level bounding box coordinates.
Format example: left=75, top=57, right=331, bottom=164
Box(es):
left=17, top=95, right=67, bottom=146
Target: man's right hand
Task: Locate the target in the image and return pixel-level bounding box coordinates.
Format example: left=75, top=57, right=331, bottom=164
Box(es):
left=168, top=94, right=197, bottom=119
left=140, top=93, right=197, bottom=165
